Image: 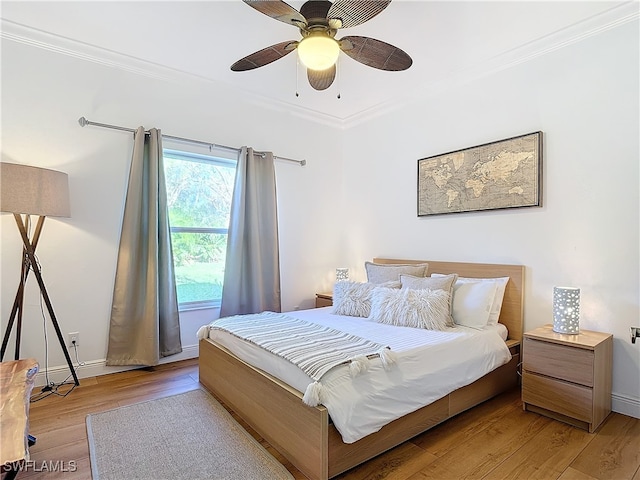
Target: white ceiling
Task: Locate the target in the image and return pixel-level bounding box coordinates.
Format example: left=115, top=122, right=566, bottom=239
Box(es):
left=1, top=1, right=636, bottom=125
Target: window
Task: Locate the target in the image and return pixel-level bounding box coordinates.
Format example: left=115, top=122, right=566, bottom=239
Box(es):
left=163, top=146, right=237, bottom=309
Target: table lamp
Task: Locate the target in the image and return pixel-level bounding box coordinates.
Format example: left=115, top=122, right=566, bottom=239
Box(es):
left=552, top=286, right=580, bottom=334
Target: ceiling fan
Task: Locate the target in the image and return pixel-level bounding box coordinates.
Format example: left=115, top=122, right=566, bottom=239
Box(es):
left=231, top=0, right=412, bottom=91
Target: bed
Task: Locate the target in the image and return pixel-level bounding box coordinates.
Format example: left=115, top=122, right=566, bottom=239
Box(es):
left=198, top=259, right=524, bottom=480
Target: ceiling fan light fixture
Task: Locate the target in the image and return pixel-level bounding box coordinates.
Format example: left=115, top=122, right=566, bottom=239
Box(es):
left=297, top=34, right=340, bottom=71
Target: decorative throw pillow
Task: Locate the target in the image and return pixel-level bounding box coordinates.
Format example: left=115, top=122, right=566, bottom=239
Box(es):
left=399, top=274, right=458, bottom=326
left=432, top=274, right=509, bottom=326
left=364, top=262, right=428, bottom=284
left=332, top=281, right=400, bottom=317
left=368, top=287, right=451, bottom=331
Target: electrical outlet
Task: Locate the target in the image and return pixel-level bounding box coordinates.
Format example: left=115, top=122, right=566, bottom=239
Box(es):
left=68, top=332, right=80, bottom=348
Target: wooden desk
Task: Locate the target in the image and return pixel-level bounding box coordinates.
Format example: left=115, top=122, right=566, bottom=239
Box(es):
left=1, top=359, right=38, bottom=478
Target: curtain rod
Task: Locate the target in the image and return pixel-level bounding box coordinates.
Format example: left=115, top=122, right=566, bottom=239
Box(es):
left=77, top=117, right=306, bottom=166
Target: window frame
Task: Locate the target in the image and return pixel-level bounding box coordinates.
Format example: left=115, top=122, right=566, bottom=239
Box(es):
left=163, top=144, right=237, bottom=311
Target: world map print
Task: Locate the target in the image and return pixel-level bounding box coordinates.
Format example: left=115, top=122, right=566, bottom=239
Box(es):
left=418, top=132, right=541, bottom=216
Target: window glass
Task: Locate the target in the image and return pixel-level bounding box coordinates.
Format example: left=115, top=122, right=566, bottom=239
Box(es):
left=163, top=147, right=236, bottom=309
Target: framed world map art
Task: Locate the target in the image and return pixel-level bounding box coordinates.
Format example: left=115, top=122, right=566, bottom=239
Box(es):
left=417, top=132, right=542, bottom=216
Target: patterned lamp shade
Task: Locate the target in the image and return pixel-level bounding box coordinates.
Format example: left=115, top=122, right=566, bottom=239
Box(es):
left=553, top=287, right=580, bottom=334
left=335, top=268, right=349, bottom=282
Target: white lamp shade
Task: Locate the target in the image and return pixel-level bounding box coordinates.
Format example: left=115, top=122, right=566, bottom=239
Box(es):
left=335, top=268, right=349, bottom=282
left=297, top=35, right=340, bottom=71
left=552, top=287, right=580, bottom=334
left=0, top=162, right=70, bottom=217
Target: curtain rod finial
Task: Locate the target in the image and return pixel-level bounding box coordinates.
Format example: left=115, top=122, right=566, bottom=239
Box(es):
left=300, top=160, right=307, bottom=166
left=78, top=117, right=88, bottom=127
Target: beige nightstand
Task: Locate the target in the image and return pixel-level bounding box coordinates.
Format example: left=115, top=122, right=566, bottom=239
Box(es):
left=522, top=324, right=612, bottom=432
left=315, top=293, right=333, bottom=308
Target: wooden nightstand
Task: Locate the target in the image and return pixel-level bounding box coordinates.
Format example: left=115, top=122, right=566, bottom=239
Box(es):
left=522, top=324, right=612, bottom=432
left=315, top=293, right=333, bottom=308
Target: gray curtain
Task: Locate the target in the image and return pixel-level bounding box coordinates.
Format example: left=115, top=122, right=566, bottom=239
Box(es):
left=106, top=127, right=182, bottom=366
left=219, top=147, right=281, bottom=317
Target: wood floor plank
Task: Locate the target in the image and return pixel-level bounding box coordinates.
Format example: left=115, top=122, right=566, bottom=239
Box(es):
left=114, top=381, right=201, bottom=407
left=30, top=400, right=121, bottom=435
left=28, top=424, right=88, bottom=454
left=408, top=402, right=551, bottom=479
left=569, top=413, right=640, bottom=480
left=21, top=359, right=640, bottom=480
left=335, top=442, right=438, bottom=480
left=482, top=419, right=594, bottom=480
left=16, top=457, right=91, bottom=479
left=558, top=466, right=600, bottom=480
left=411, top=387, right=521, bottom=456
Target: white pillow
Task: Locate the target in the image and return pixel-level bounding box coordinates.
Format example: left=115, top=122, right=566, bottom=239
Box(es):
left=487, top=277, right=509, bottom=325
left=399, top=273, right=458, bottom=326
left=364, top=262, right=428, bottom=284
left=449, top=281, right=498, bottom=329
left=369, top=287, right=451, bottom=331
left=332, top=281, right=400, bottom=317
left=432, top=274, right=509, bottom=326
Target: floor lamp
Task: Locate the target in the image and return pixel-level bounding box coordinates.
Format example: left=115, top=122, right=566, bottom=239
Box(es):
left=0, top=162, right=79, bottom=386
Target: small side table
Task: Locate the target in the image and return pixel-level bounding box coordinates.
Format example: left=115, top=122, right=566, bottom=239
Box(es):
left=1, top=358, right=39, bottom=478
left=522, top=325, right=612, bottom=432
left=315, top=293, right=333, bottom=308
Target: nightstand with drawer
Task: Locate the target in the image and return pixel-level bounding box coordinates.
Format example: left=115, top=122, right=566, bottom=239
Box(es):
left=522, top=325, right=612, bottom=433
left=315, top=293, right=333, bottom=308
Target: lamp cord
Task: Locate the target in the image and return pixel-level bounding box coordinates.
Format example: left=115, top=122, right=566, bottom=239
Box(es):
left=28, top=250, right=84, bottom=403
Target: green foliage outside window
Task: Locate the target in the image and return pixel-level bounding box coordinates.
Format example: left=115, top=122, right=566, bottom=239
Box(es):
left=164, top=149, right=236, bottom=306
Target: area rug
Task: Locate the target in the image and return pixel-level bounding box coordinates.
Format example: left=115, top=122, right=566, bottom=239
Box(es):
left=86, top=389, right=294, bottom=480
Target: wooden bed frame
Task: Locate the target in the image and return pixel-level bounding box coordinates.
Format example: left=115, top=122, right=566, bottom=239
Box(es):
left=199, top=259, right=524, bottom=480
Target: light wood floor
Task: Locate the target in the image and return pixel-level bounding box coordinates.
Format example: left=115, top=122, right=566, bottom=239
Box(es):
left=18, top=358, right=640, bottom=480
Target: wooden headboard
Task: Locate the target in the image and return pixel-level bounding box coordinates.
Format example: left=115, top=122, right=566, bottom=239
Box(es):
left=373, top=258, right=525, bottom=344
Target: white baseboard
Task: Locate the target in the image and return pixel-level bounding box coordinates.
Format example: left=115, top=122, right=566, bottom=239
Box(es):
left=612, top=393, right=640, bottom=419
left=34, top=343, right=199, bottom=387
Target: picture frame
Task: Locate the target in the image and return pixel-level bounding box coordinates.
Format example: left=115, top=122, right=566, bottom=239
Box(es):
left=417, top=131, right=542, bottom=216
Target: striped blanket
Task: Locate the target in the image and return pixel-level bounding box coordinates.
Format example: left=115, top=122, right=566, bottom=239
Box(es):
left=198, top=312, right=397, bottom=406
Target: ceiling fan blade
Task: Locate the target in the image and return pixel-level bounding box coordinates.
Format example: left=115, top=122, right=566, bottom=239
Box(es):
left=300, top=1, right=331, bottom=23
left=231, top=41, right=297, bottom=71
left=340, top=36, right=412, bottom=71
left=243, top=0, right=306, bottom=27
left=327, top=0, right=391, bottom=29
left=307, top=66, right=336, bottom=90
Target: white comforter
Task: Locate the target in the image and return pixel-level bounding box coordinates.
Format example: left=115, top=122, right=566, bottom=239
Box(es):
left=207, top=307, right=511, bottom=443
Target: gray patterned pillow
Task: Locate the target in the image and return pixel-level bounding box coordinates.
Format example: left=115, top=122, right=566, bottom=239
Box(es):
left=364, top=262, right=428, bottom=284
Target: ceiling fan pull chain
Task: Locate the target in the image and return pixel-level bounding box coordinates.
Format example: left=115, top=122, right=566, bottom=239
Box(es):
left=295, top=56, right=300, bottom=98
left=337, top=56, right=341, bottom=99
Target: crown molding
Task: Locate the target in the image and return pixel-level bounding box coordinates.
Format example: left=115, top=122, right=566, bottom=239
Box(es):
left=342, top=1, right=640, bottom=129
left=1, top=20, right=181, bottom=83
left=2, top=1, right=638, bottom=131
left=0, top=19, right=344, bottom=129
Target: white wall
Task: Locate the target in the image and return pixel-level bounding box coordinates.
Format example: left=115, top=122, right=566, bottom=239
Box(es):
left=1, top=10, right=638, bottom=419
left=341, top=21, right=639, bottom=417
left=0, top=38, right=344, bottom=381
